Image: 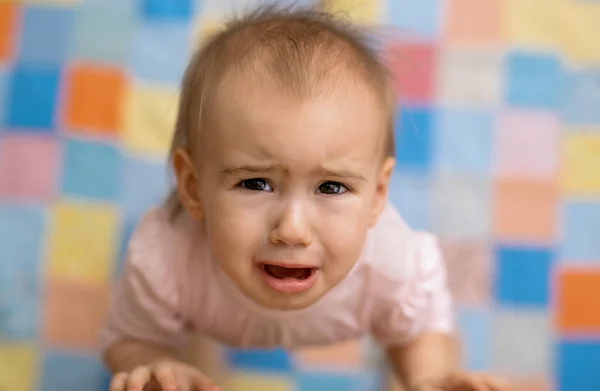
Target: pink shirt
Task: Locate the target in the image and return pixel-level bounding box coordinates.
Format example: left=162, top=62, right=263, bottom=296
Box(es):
left=99, top=204, right=454, bottom=352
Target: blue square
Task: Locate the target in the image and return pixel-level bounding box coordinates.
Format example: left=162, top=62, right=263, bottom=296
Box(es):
left=388, top=0, right=443, bottom=39
left=140, top=0, right=193, bottom=22
left=494, top=245, right=555, bottom=308
left=505, top=51, right=563, bottom=110
left=119, top=155, right=169, bottom=222
left=394, top=106, right=434, bottom=171
left=41, top=349, right=110, bottom=391
left=388, top=170, right=431, bottom=230
left=225, top=348, right=292, bottom=373
left=296, top=371, right=382, bottom=391
left=6, top=65, right=60, bottom=130
left=19, top=6, right=74, bottom=65
left=561, top=200, right=600, bottom=260
left=557, top=340, right=600, bottom=391
left=61, top=138, right=122, bottom=201
left=456, top=306, right=491, bottom=371
left=433, top=109, right=493, bottom=174
left=561, top=69, right=600, bottom=125
left=0, top=205, right=44, bottom=340
left=0, top=68, right=7, bottom=127
left=73, top=0, right=135, bottom=66
left=129, top=24, right=189, bottom=83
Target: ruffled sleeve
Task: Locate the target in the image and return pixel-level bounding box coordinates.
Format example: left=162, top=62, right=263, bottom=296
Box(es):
left=98, top=209, right=191, bottom=353
left=367, top=207, right=454, bottom=347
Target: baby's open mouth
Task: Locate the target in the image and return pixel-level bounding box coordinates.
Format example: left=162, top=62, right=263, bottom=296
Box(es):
left=261, top=264, right=315, bottom=280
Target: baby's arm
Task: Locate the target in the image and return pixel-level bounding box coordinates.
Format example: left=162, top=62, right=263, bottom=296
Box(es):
left=99, top=210, right=218, bottom=391
left=370, top=230, right=508, bottom=391
left=388, top=333, right=508, bottom=391
left=387, top=330, right=459, bottom=390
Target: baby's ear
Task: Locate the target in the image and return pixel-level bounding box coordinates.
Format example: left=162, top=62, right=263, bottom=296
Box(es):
left=173, top=148, right=205, bottom=220
left=370, top=156, right=395, bottom=227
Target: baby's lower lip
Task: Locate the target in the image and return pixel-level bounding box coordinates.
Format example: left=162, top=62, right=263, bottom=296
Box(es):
left=258, top=264, right=319, bottom=293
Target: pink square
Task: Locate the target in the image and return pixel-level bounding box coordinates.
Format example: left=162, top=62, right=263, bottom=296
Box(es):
left=0, top=135, right=60, bottom=199
left=494, top=111, right=559, bottom=179
left=383, top=40, right=437, bottom=104
left=439, top=239, right=492, bottom=305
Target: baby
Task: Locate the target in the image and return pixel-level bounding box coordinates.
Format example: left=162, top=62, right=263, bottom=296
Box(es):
left=101, top=4, right=508, bottom=391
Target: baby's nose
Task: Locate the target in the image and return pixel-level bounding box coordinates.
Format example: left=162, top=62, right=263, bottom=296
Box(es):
left=268, top=202, right=312, bottom=246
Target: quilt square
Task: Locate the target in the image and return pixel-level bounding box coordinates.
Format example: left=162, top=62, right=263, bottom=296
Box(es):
left=556, top=268, right=600, bottom=334
left=47, top=202, right=118, bottom=284
left=493, top=245, right=555, bottom=308
left=0, top=135, right=60, bottom=200
left=18, top=5, right=74, bottom=65
left=5, top=64, right=61, bottom=130
left=43, top=278, right=110, bottom=350
left=41, top=349, right=109, bottom=391
left=60, top=138, right=123, bottom=201
left=63, top=63, right=126, bottom=134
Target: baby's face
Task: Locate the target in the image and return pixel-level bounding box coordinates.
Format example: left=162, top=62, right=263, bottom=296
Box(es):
left=187, top=72, right=394, bottom=310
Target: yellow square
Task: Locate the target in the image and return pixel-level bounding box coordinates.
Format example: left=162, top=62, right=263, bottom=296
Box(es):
left=557, top=2, right=600, bottom=63
left=504, top=0, right=562, bottom=48
left=0, top=344, right=38, bottom=391
left=190, top=16, right=225, bottom=49
left=560, top=131, right=600, bottom=195
left=123, top=85, right=179, bottom=156
left=48, top=202, right=118, bottom=284
left=325, top=0, right=381, bottom=25
left=223, top=373, right=294, bottom=391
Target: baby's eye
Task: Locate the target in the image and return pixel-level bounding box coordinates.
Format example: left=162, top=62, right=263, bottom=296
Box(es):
left=239, top=178, right=273, bottom=192
left=317, top=181, right=348, bottom=195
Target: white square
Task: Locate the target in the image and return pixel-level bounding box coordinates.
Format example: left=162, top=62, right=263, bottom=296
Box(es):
left=491, top=309, right=553, bottom=376
left=437, top=47, right=504, bottom=108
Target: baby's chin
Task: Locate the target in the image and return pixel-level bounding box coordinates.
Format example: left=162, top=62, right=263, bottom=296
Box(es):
left=240, top=276, right=332, bottom=312
left=250, top=289, right=327, bottom=312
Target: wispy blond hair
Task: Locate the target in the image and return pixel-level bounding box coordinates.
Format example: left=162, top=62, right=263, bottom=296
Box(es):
left=165, top=2, right=396, bottom=218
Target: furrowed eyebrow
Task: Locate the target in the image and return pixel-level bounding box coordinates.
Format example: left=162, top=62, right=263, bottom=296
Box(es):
left=219, top=164, right=367, bottom=181
left=318, top=168, right=366, bottom=181
left=220, top=164, right=282, bottom=175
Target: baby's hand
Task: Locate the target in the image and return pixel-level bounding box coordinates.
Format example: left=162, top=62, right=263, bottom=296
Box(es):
left=109, top=360, right=220, bottom=391
left=411, top=372, right=510, bottom=391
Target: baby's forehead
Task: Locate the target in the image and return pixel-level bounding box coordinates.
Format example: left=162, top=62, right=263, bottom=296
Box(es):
left=206, top=72, right=388, bottom=158
left=216, top=24, right=375, bottom=96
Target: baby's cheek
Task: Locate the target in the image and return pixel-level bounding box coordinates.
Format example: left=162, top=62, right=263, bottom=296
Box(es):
left=321, top=217, right=369, bottom=264
left=209, top=207, right=267, bottom=255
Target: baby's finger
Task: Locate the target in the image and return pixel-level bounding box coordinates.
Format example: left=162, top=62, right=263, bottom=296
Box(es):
left=191, top=371, right=220, bottom=391
left=127, top=366, right=152, bottom=391
left=468, top=378, right=489, bottom=391
left=110, top=373, right=129, bottom=391
left=481, top=376, right=511, bottom=391
left=445, top=374, right=487, bottom=391
left=152, top=362, right=178, bottom=391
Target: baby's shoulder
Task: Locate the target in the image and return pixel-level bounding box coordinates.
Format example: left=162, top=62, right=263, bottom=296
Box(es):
left=125, top=206, right=206, bottom=272
left=361, top=204, right=443, bottom=285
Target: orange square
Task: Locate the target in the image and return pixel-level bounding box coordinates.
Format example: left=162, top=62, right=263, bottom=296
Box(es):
left=493, top=179, right=557, bottom=243
left=43, top=278, right=109, bottom=350
left=444, top=0, right=504, bottom=44
left=0, top=3, right=18, bottom=61
left=294, top=338, right=362, bottom=370
left=63, top=63, right=126, bottom=134
left=556, top=269, right=600, bottom=333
